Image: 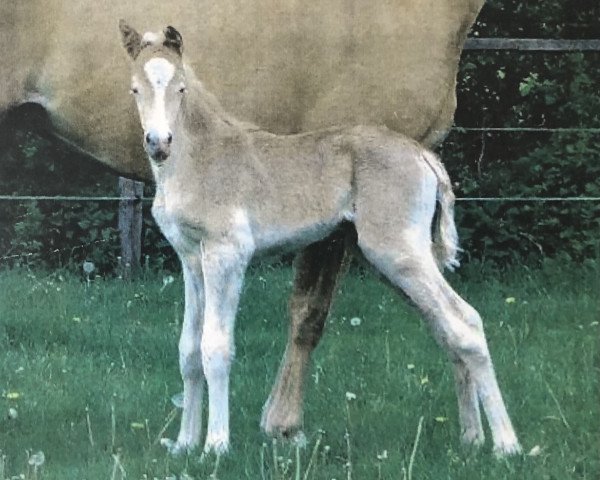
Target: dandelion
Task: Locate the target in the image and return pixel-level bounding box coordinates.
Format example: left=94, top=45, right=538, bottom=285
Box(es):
left=83, top=260, right=95, bottom=275
left=407, top=364, right=415, bottom=370
left=28, top=451, right=45, bottom=468
left=8, top=408, right=18, bottom=420
left=83, top=260, right=95, bottom=287
left=160, top=275, right=175, bottom=292
left=505, top=297, right=516, bottom=304
left=376, top=450, right=388, bottom=460
left=171, top=392, right=184, bottom=409
left=6, top=392, right=21, bottom=400
left=434, top=416, right=448, bottom=423
left=349, top=317, right=362, bottom=327
left=528, top=445, right=542, bottom=456
left=130, top=422, right=145, bottom=430
left=420, top=375, right=429, bottom=385
left=345, top=391, right=357, bottom=401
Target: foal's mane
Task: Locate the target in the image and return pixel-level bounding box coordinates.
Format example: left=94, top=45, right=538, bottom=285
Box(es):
left=183, top=65, right=261, bottom=133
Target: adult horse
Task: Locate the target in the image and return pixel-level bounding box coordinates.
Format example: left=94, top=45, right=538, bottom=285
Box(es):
left=1, top=0, right=488, bottom=453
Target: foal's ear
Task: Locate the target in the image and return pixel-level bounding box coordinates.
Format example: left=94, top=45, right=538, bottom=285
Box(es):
left=119, top=20, right=142, bottom=59
left=163, top=26, right=183, bottom=56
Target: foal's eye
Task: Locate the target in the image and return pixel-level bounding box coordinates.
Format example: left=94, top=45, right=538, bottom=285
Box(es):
left=178, top=86, right=187, bottom=94
left=130, top=87, right=139, bottom=95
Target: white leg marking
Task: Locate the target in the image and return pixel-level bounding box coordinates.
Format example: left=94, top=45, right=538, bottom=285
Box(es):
left=171, top=262, right=205, bottom=454
left=201, top=212, right=255, bottom=454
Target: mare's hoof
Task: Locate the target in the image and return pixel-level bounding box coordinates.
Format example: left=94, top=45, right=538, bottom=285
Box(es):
left=260, top=401, right=303, bottom=442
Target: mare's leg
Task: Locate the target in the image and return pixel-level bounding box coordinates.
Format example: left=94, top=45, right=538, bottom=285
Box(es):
left=261, top=231, right=347, bottom=440
left=358, top=233, right=520, bottom=455
left=171, top=258, right=205, bottom=454
left=200, top=241, right=250, bottom=454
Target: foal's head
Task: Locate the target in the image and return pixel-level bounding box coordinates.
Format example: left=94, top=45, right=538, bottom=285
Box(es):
left=119, top=21, right=187, bottom=163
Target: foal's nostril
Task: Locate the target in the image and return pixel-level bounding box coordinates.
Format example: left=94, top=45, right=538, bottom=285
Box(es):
left=145, top=133, right=152, bottom=144
left=167, top=133, right=173, bottom=144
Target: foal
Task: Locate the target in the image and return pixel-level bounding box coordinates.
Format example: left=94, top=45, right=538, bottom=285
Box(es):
left=119, top=22, right=521, bottom=456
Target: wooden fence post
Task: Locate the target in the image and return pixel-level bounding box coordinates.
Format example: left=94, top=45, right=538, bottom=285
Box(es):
left=118, top=177, right=144, bottom=279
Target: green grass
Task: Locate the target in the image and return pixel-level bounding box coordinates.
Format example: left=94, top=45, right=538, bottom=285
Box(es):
left=0, top=261, right=598, bottom=479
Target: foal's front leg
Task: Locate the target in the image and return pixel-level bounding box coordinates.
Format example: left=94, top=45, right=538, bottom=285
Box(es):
left=172, top=260, right=205, bottom=454
left=200, top=241, right=251, bottom=455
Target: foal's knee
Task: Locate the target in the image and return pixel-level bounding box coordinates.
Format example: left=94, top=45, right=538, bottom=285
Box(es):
left=179, top=336, right=203, bottom=380
left=201, top=326, right=233, bottom=380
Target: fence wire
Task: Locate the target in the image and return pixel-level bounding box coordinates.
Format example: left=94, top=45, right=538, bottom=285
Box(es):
left=1, top=195, right=599, bottom=203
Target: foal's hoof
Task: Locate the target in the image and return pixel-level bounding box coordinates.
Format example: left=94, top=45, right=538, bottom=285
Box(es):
left=460, top=429, right=485, bottom=449
left=493, top=439, right=523, bottom=457
left=160, top=438, right=195, bottom=456
left=203, top=434, right=230, bottom=457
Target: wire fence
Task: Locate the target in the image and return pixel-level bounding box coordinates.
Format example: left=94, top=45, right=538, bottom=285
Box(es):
left=1, top=195, right=599, bottom=203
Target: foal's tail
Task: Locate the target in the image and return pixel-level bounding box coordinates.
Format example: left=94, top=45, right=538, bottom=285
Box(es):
left=421, top=151, right=461, bottom=271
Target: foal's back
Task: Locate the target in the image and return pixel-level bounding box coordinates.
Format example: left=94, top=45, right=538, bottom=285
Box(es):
left=246, top=125, right=439, bottom=236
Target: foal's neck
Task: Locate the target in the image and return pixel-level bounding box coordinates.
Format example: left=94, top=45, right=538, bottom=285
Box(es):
left=182, top=65, right=242, bottom=139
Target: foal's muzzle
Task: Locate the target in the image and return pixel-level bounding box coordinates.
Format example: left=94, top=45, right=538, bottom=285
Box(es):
left=144, top=130, right=173, bottom=162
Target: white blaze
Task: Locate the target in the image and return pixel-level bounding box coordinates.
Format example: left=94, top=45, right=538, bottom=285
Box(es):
left=143, top=57, right=176, bottom=137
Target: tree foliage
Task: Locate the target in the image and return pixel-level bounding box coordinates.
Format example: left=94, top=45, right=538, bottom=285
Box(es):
left=442, top=0, right=600, bottom=264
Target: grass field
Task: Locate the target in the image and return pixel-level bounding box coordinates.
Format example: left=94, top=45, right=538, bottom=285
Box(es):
left=0, top=260, right=598, bottom=479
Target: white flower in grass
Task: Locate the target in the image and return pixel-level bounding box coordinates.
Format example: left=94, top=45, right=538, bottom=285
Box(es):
left=160, top=275, right=175, bottom=292
left=377, top=449, right=388, bottom=460
left=345, top=391, right=357, bottom=401
left=83, top=261, right=95, bottom=275
left=528, top=445, right=542, bottom=456
left=171, top=392, right=184, bottom=409
left=28, top=451, right=45, bottom=467
left=8, top=407, right=18, bottom=420
left=505, top=297, right=516, bottom=304
left=349, top=317, right=362, bottom=327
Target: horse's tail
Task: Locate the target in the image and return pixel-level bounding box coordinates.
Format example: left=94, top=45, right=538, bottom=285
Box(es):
left=421, top=150, right=461, bottom=271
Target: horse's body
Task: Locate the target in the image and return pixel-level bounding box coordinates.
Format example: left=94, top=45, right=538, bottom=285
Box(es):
left=0, top=0, right=483, bottom=180
left=120, top=25, right=521, bottom=456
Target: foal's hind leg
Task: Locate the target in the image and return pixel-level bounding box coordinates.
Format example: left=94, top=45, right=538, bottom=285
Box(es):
left=359, top=239, right=520, bottom=455
left=261, top=231, right=347, bottom=440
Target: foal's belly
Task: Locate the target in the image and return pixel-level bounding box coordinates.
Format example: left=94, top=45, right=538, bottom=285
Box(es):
left=251, top=214, right=349, bottom=257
